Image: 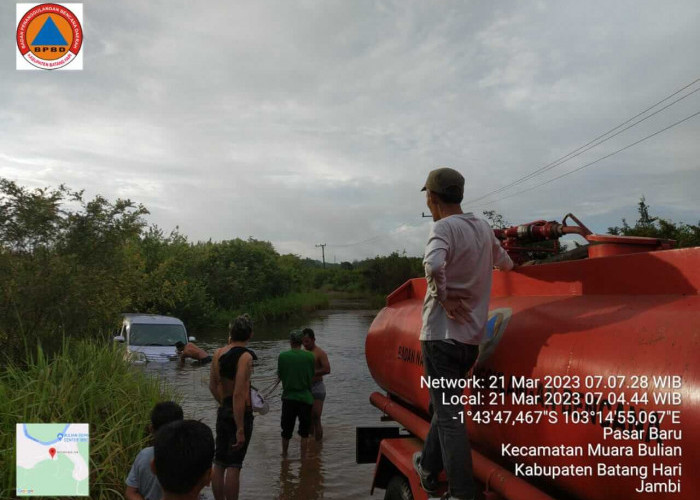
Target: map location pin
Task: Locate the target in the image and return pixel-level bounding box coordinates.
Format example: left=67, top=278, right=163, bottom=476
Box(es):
left=49, top=448, right=56, bottom=459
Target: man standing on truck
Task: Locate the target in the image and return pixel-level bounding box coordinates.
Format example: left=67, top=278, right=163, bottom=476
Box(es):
left=302, top=327, right=331, bottom=441
left=413, top=167, right=513, bottom=500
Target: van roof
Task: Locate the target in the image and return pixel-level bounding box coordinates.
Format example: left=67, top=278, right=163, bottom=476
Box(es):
left=122, top=314, right=185, bottom=326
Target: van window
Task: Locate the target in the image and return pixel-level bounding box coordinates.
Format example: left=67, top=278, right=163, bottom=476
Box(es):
left=129, top=324, right=186, bottom=346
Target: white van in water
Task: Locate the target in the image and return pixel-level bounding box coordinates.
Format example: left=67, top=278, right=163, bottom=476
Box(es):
left=113, top=314, right=195, bottom=363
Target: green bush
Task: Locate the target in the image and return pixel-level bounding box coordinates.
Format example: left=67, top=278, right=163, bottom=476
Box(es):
left=608, top=196, right=700, bottom=247
left=0, top=339, right=178, bottom=499
left=0, top=177, right=431, bottom=364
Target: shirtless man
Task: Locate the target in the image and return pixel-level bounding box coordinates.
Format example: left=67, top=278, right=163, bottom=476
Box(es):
left=176, top=341, right=212, bottom=364
left=301, top=328, right=330, bottom=441
left=208, top=314, right=256, bottom=500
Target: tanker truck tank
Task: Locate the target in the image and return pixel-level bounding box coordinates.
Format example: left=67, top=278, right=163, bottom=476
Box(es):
left=362, top=216, right=699, bottom=500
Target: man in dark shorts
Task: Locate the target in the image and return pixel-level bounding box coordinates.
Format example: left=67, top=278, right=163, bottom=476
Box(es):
left=277, top=329, right=315, bottom=457
left=209, top=314, right=255, bottom=500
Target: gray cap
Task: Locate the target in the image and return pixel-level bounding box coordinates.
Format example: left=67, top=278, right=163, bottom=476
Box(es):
left=421, top=167, right=464, bottom=196
left=289, top=329, right=304, bottom=343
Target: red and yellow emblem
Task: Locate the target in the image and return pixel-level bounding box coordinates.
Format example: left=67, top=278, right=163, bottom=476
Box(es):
left=17, top=3, right=83, bottom=70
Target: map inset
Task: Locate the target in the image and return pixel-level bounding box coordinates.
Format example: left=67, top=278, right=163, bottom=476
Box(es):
left=16, top=423, right=89, bottom=496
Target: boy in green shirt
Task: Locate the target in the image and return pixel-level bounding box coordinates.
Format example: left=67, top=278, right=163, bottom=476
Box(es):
left=277, top=329, right=315, bottom=457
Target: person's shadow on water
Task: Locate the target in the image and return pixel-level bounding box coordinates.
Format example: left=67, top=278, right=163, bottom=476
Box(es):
left=278, top=444, right=324, bottom=500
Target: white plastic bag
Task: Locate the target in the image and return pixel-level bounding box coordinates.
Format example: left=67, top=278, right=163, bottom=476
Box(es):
left=250, top=386, right=269, bottom=415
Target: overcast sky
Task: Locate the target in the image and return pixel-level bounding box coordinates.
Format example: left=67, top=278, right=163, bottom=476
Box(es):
left=2, top=1, right=699, bottom=262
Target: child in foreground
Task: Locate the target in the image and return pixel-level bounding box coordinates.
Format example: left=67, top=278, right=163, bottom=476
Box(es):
left=152, top=420, right=215, bottom=500
left=126, top=401, right=184, bottom=500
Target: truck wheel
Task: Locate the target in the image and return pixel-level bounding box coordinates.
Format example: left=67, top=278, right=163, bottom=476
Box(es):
left=384, top=475, right=413, bottom=500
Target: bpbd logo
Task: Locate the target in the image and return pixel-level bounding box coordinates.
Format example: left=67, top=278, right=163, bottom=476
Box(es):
left=16, top=3, right=83, bottom=70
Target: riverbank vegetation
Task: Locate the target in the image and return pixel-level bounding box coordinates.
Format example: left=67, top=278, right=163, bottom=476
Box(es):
left=0, top=339, right=178, bottom=499
left=4, top=180, right=697, bottom=363
left=0, top=178, right=420, bottom=497
left=0, top=179, right=422, bottom=363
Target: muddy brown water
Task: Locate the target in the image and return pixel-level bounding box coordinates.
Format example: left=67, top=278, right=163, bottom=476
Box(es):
left=140, top=309, right=390, bottom=499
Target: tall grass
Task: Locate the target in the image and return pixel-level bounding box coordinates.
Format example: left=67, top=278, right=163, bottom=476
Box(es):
left=213, top=291, right=330, bottom=324
left=1, top=339, right=179, bottom=499
left=245, top=291, right=330, bottom=321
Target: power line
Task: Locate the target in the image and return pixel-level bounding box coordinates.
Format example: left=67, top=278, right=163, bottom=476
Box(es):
left=479, top=109, right=700, bottom=206
left=467, top=84, right=700, bottom=205
left=463, top=77, right=700, bottom=206
left=328, top=108, right=700, bottom=248
left=326, top=79, right=700, bottom=248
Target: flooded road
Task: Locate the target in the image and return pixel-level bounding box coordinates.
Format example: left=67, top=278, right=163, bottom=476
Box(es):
left=141, top=309, right=387, bottom=499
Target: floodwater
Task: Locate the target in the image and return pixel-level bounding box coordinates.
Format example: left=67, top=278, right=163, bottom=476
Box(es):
left=141, top=309, right=387, bottom=500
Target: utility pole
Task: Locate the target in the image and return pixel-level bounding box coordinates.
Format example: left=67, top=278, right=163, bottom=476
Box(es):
left=315, top=243, right=327, bottom=268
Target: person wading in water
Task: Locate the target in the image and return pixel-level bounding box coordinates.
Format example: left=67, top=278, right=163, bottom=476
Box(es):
left=302, top=327, right=330, bottom=441
left=209, top=314, right=256, bottom=500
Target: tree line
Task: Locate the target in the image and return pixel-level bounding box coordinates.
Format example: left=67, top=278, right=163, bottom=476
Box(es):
left=3, top=178, right=696, bottom=362
left=607, top=196, right=700, bottom=247
left=0, top=179, right=422, bottom=362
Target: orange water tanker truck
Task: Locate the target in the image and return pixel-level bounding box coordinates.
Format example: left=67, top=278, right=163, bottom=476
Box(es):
left=359, top=215, right=699, bottom=500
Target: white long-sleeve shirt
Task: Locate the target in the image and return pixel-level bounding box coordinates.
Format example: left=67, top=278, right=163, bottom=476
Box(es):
left=420, top=212, right=513, bottom=344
